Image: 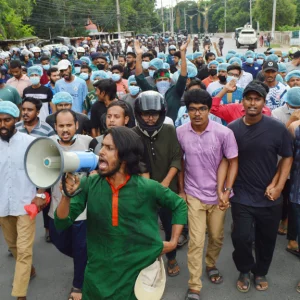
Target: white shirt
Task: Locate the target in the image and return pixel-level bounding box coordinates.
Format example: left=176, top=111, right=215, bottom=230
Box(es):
left=237, top=71, right=253, bottom=89
left=164, top=116, right=174, bottom=126
left=49, top=135, right=93, bottom=221
left=0, top=132, right=36, bottom=217
left=207, top=81, right=224, bottom=96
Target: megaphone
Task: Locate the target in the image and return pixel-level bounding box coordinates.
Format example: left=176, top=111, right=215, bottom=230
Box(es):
left=24, top=137, right=99, bottom=197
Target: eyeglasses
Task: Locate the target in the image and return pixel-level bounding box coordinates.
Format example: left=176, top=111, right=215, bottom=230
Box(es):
left=188, top=106, right=209, bottom=113
left=141, top=112, right=160, bottom=118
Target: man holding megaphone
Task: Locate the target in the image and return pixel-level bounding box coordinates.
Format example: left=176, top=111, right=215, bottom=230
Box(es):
left=54, top=126, right=187, bottom=300
left=0, top=101, right=48, bottom=300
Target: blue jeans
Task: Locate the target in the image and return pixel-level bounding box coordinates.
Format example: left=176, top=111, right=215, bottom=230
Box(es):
left=49, top=218, right=87, bottom=289
left=290, top=202, right=300, bottom=245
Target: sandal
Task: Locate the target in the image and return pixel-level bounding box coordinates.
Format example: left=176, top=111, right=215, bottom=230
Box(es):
left=68, top=287, right=82, bottom=300
left=45, top=231, right=51, bottom=243
left=177, top=234, right=188, bottom=248
left=297, top=282, right=300, bottom=293
left=236, top=272, right=251, bottom=293
left=206, top=267, right=223, bottom=284
left=185, top=290, right=200, bottom=300
left=254, top=275, right=268, bottom=291
left=278, top=222, right=287, bottom=235
left=286, top=247, right=300, bottom=257
left=167, top=259, right=180, bottom=277
left=30, top=266, right=36, bottom=280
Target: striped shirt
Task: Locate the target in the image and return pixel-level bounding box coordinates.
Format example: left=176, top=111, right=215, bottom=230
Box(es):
left=16, top=118, right=55, bottom=137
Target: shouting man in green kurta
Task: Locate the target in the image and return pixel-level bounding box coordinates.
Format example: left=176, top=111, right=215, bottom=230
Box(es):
left=55, top=126, right=187, bottom=300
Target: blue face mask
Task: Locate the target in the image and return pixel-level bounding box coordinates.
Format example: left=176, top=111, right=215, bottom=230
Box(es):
left=75, top=67, right=81, bottom=74
left=79, top=73, right=89, bottom=81
left=129, top=85, right=140, bottom=96
left=256, top=59, right=264, bottom=65
left=246, top=57, right=254, bottom=64
left=284, top=58, right=289, bottom=63
left=149, top=70, right=155, bottom=78
left=156, top=80, right=171, bottom=95
left=43, top=64, right=50, bottom=71
left=111, top=73, right=121, bottom=82
left=30, top=76, right=40, bottom=85
left=226, top=76, right=236, bottom=82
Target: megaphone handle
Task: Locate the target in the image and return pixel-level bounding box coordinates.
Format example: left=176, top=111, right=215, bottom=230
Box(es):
left=62, top=173, right=82, bottom=198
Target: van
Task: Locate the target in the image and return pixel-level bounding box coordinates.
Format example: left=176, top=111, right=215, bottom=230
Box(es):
left=237, top=26, right=257, bottom=49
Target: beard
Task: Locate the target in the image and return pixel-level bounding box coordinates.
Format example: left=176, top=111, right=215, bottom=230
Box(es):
left=0, top=125, right=16, bottom=142
left=97, top=159, right=121, bottom=178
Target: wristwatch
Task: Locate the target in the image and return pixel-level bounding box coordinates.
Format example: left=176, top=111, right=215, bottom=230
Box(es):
left=36, top=193, right=46, bottom=199
left=224, top=187, right=233, bottom=193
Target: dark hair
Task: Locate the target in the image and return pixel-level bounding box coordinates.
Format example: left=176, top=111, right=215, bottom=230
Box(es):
left=22, top=97, right=43, bottom=111
left=55, top=109, right=77, bottom=124
left=227, top=65, right=242, bottom=74
left=174, top=51, right=181, bottom=59
left=47, top=67, right=59, bottom=77
left=10, top=60, right=22, bottom=69
left=187, top=79, right=207, bottom=91
left=118, top=54, right=126, bottom=60
left=111, top=64, right=124, bottom=73
left=184, top=89, right=212, bottom=109
left=93, top=79, right=116, bottom=100
left=80, top=65, right=92, bottom=73
left=205, top=52, right=215, bottom=61
left=142, top=52, right=154, bottom=60
left=104, top=126, right=144, bottom=175
left=107, top=100, right=130, bottom=118
left=148, top=49, right=157, bottom=58
left=126, top=52, right=136, bottom=58
left=40, top=56, right=50, bottom=63
left=293, top=51, right=300, bottom=59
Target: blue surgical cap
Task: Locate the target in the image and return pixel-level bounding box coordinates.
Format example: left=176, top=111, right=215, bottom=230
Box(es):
left=245, top=50, right=255, bottom=58
left=186, top=63, right=198, bottom=78
left=186, top=54, right=193, bottom=61
left=80, top=56, right=91, bottom=65
left=0, top=100, right=19, bottom=118
left=278, top=63, right=287, bottom=73
left=169, top=45, right=176, bottom=50
left=28, top=66, right=43, bottom=77
left=285, top=70, right=300, bottom=82
left=217, top=63, right=230, bottom=72
left=256, top=53, right=266, bottom=60
left=229, top=57, right=242, bottom=67
left=216, top=57, right=225, bottom=63
left=226, top=53, right=234, bottom=62
left=286, top=87, right=300, bottom=107
left=158, top=52, right=166, bottom=60
left=282, top=51, right=288, bottom=58
left=91, top=71, right=110, bottom=81
left=52, top=92, right=73, bottom=105
left=128, top=75, right=137, bottom=85
left=276, top=74, right=284, bottom=84
left=208, top=60, right=219, bottom=68
left=193, top=52, right=203, bottom=59
left=149, top=58, right=164, bottom=70
left=228, top=50, right=237, bottom=55
left=266, top=54, right=279, bottom=63
left=163, top=62, right=170, bottom=70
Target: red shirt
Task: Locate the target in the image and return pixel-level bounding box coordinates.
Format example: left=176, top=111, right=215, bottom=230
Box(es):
left=211, top=97, right=272, bottom=124
left=40, top=69, right=49, bottom=85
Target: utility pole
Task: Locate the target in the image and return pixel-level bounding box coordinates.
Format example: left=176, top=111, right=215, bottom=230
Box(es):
left=116, top=0, right=121, bottom=39
left=171, top=4, right=174, bottom=37
left=224, top=0, right=227, bottom=33
left=271, top=0, right=277, bottom=39
left=250, top=0, right=252, bottom=26
left=161, top=0, right=165, bottom=37
left=184, top=7, right=187, bottom=30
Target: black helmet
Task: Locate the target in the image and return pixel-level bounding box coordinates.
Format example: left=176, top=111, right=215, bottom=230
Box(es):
left=134, top=91, right=166, bottom=137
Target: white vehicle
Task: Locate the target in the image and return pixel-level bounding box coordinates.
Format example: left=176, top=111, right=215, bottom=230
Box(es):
left=236, top=25, right=257, bottom=49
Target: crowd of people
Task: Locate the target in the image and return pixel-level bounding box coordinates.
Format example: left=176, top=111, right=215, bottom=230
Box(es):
left=1, top=34, right=300, bottom=300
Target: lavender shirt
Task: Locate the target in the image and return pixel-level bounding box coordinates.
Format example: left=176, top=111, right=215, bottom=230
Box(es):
left=177, top=120, right=238, bottom=204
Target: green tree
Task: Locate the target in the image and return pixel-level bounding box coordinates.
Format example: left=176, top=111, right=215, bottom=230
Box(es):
left=253, top=0, right=296, bottom=30
left=0, top=0, right=34, bottom=40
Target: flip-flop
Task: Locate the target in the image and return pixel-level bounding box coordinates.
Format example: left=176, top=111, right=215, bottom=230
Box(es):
left=278, top=223, right=287, bottom=235
left=286, top=247, right=300, bottom=257
left=237, top=272, right=251, bottom=293
left=206, top=267, right=223, bottom=284
left=167, top=259, right=180, bottom=277
left=68, top=287, right=82, bottom=300
left=185, top=290, right=200, bottom=300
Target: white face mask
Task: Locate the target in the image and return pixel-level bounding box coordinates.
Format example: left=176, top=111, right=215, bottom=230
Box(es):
left=149, top=70, right=155, bottom=78
left=142, top=61, right=150, bottom=70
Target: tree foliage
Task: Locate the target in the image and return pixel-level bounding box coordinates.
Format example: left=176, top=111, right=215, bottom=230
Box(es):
left=0, top=0, right=34, bottom=40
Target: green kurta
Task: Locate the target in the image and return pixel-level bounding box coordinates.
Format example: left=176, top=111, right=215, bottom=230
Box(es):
left=55, top=174, right=187, bottom=300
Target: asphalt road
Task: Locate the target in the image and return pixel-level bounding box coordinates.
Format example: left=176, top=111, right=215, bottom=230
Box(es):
left=0, top=38, right=298, bottom=300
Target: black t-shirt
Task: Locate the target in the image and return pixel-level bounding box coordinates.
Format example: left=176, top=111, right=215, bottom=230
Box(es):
left=197, top=65, right=209, bottom=81
left=90, top=101, right=108, bottom=133
left=46, top=111, right=92, bottom=135
left=228, top=115, right=294, bottom=207
left=23, top=85, right=53, bottom=103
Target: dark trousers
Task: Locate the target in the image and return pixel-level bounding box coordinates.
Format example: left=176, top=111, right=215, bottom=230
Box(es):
left=291, top=203, right=300, bottom=245
left=231, top=202, right=282, bottom=276
left=159, top=207, right=176, bottom=260
left=42, top=202, right=51, bottom=229
left=49, top=218, right=87, bottom=289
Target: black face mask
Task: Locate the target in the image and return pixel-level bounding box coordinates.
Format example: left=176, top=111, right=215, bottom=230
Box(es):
left=97, top=63, right=105, bottom=70
left=218, top=75, right=227, bottom=83
left=208, top=69, right=217, bottom=76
